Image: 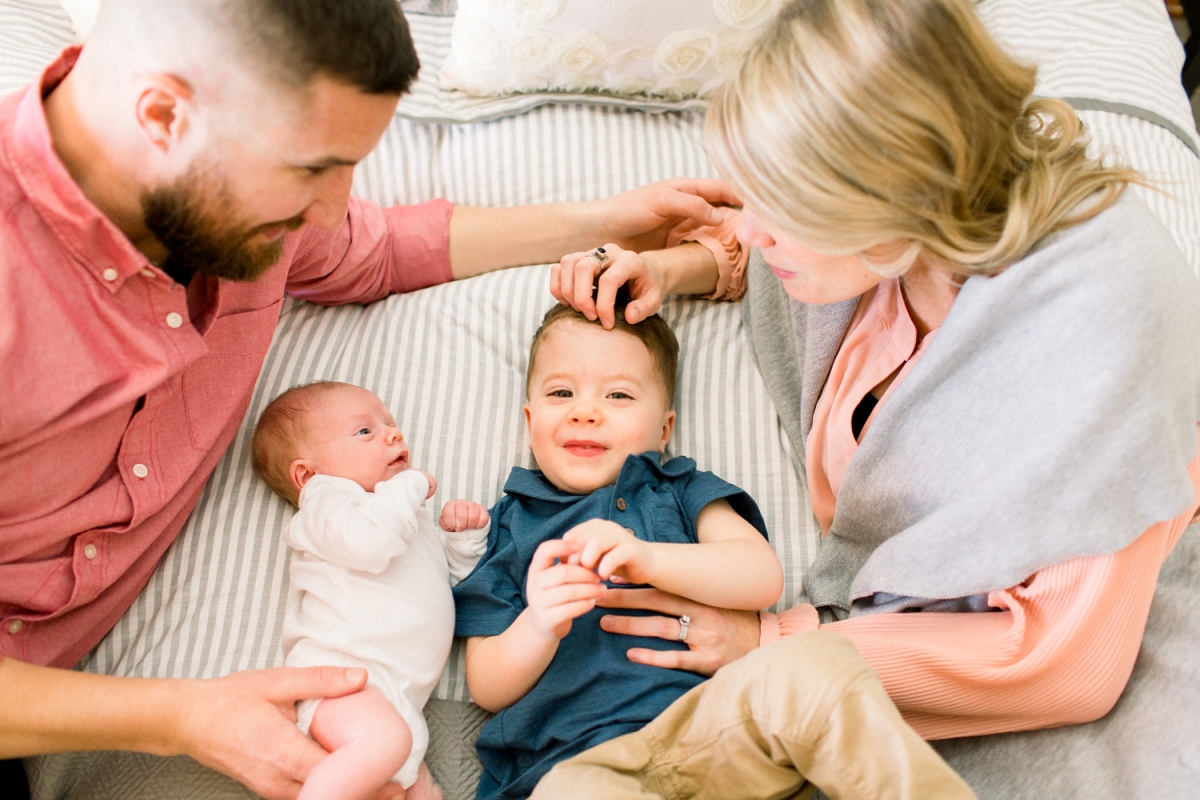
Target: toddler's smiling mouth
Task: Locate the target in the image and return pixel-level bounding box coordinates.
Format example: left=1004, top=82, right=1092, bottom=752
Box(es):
left=563, top=440, right=607, bottom=457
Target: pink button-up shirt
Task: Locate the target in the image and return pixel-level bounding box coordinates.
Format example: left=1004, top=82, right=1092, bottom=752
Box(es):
left=0, top=49, right=455, bottom=669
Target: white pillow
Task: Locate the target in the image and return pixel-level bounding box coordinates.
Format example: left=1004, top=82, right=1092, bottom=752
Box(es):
left=58, top=0, right=99, bottom=41
left=439, top=0, right=784, bottom=99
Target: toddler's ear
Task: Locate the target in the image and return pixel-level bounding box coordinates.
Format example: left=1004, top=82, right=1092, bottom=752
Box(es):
left=523, top=403, right=533, bottom=446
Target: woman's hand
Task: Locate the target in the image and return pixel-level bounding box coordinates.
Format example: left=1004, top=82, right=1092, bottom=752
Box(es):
left=552, top=243, right=667, bottom=329
left=596, top=588, right=761, bottom=677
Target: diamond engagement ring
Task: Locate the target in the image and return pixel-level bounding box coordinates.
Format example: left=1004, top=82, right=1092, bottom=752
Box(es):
left=589, top=247, right=610, bottom=267
left=676, top=614, right=691, bottom=642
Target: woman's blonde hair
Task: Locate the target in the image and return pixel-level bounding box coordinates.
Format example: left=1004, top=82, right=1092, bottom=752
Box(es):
left=706, top=0, right=1139, bottom=276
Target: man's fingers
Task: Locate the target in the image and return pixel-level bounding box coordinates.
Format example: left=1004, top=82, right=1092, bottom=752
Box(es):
left=266, top=665, right=368, bottom=703
left=666, top=177, right=743, bottom=210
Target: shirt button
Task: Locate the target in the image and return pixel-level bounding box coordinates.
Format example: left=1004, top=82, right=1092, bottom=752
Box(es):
left=616, top=497, right=627, bottom=511
left=141, top=268, right=156, bottom=278
left=7, top=620, right=23, bottom=634
left=624, top=527, right=635, bottom=536
left=166, top=312, right=183, bottom=328
left=102, top=268, right=118, bottom=281
left=132, top=463, right=149, bottom=478
left=84, top=544, right=98, bottom=560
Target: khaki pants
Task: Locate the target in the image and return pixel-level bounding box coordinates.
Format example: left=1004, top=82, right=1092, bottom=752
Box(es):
left=530, top=632, right=975, bottom=800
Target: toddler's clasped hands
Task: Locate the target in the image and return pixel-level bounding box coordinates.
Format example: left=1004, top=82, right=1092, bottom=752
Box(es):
left=525, top=519, right=654, bottom=641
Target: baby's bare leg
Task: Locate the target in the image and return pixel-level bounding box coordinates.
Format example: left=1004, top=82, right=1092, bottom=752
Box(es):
left=301, top=686, right=411, bottom=800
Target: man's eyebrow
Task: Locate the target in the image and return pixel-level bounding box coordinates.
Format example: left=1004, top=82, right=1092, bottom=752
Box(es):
left=296, top=156, right=359, bottom=170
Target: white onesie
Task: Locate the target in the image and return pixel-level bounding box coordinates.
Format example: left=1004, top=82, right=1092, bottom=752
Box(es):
left=281, top=470, right=487, bottom=789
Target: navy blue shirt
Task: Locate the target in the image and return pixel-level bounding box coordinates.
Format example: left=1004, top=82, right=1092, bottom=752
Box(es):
left=453, top=453, right=769, bottom=800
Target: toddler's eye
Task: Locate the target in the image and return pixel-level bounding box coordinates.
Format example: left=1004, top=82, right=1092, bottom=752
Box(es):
left=608, top=391, right=633, bottom=400
left=549, top=389, right=572, bottom=398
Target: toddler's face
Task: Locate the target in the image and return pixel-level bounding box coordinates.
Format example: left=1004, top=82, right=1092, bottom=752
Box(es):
left=525, top=320, right=675, bottom=495
left=296, top=385, right=410, bottom=493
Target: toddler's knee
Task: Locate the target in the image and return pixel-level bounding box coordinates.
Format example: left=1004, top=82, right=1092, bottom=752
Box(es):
left=716, top=631, right=869, bottom=704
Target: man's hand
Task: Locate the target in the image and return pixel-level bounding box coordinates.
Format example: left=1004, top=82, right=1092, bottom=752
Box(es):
left=591, top=178, right=741, bottom=254
left=525, top=539, right=606, bottom=640
left=562, top=518, right=655, bottom=585
left=596, top=588, right=761, bottom=677
left=173, top=666, right=385, bottom=800
left=439, top=499, right=490, bottom=532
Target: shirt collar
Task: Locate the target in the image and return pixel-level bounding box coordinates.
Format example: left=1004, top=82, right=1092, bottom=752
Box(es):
left=502, top=452, right=696, bottom=502
left=6, top=47, right=158, bottom=293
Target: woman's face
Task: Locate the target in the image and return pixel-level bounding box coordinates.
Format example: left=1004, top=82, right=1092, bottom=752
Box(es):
left=738, top=205, right=883, bottom=305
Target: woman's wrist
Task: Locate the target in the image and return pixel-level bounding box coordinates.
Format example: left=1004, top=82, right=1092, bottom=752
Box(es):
left=641, top=243, right=719, bottom=298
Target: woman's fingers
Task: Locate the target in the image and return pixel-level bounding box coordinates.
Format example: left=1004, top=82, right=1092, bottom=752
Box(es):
left=595, top=587, right=687, bottom=616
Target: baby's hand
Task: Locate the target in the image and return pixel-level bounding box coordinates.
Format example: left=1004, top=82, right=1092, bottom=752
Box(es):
left=413, top=469, right=437, bottom=499
left=526, top=539, right=606, bottom=640
left=563, top=519, right=655, bottom=585
left=439, top=500, right=489, bottom=532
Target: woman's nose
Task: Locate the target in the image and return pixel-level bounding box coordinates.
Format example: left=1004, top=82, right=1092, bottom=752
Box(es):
left=738, top=208, right=776, bottom=249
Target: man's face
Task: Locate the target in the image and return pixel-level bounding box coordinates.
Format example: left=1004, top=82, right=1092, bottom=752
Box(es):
left=144, top=76, right=400, bottom=282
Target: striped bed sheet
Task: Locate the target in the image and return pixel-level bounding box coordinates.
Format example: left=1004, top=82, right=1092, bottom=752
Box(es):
left=2, top=0, right=1198, bottom=797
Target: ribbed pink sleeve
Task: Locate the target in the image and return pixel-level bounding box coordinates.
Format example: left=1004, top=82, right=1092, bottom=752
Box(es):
left=666, top=209, right=748, bottom=302
left=764, top=442, right=1200, bottom=740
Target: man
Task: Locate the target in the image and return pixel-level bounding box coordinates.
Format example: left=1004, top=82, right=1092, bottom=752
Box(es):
left=0, top=1, right=734, bottom=797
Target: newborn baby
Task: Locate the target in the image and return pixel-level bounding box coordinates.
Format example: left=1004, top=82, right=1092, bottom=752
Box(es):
left=252, top=381, right=489, bottom=800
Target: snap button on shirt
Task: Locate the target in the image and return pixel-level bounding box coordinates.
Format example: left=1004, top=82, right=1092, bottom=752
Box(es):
left=83, top=543, right=98, bottom=560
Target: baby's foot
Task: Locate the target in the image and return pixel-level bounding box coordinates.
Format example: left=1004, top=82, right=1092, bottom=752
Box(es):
left=403, top=762, right=443, bottom=800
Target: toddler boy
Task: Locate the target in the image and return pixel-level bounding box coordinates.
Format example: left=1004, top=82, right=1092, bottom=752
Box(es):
left=453, top=303, right=784, bottom=800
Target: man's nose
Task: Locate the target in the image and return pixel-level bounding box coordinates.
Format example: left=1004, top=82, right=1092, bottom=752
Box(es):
left=301, top=167, right=355, bottom=231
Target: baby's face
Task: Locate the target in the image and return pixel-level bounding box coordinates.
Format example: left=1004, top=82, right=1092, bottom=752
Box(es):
left=298, top=385, right=410, bottom=493
left=525, top=320, right=675, bottom=495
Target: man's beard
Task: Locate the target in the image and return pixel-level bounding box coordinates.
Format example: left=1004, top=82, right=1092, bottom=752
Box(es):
left=141, top=162, right=304, bottom=284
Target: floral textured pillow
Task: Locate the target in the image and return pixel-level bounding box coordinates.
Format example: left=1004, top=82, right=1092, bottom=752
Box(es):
left=438, top=0, right=784, bottom=99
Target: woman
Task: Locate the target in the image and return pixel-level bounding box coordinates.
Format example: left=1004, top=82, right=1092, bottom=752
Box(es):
left=538, top=0, right=1200, bottom=796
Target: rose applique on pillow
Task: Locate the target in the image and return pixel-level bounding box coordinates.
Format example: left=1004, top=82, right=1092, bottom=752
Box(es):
left=439, top=0, right=783, bottom=99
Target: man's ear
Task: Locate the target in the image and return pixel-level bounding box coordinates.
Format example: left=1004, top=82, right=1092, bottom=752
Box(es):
left=134, top=74, right=195, bottom=155
left=659, top=409, right=676, bottom=452
left=289, top=458, right=318, bottom=496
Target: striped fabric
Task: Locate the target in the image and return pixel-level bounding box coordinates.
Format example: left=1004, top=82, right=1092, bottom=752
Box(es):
left=3, top=0, right=1199, bottom=797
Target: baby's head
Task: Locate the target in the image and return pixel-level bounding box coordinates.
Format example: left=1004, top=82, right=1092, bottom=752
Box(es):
left=252, top=381, right=410, bottom=505
left=525, top=303, right=679, bottom=495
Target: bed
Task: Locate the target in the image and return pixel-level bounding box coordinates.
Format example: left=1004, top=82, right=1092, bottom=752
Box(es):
left=3, top=0, right=1200, bottom=797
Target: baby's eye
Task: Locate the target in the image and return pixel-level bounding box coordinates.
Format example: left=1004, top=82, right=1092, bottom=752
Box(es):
left=549, top=389, right=572, bottom=398
left=356, top=427, right=370, bottom=436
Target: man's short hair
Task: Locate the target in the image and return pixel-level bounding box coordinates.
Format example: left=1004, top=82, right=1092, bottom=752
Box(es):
left=251, top=381, right=349, bottom=506
left=228, top=0, right=420, bottom=95
left=527, top=303, right=680, bottom=409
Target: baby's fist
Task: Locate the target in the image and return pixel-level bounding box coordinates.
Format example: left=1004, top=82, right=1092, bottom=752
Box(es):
left=413, top=469, right=437, bottom=499
left=440, top=500, right=489, bottom=532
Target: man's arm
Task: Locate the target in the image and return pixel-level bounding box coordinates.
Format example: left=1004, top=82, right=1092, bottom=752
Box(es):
left=448, top=178, right=738, bottom=279
left=0, top=657, right=382, bottom=800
